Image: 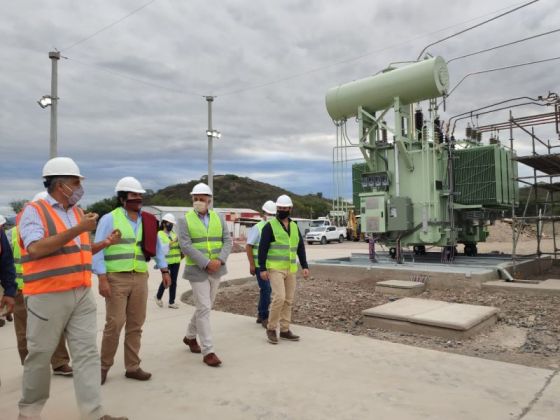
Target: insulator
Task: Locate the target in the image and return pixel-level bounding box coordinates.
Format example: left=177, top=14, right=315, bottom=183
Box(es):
left=415, top=109, right=424, bottom=140
left=381, top=126, right=387, bottom=142
left=477, top=132, right=482, bottom=142
left=466, top=125, right=472, bottom=138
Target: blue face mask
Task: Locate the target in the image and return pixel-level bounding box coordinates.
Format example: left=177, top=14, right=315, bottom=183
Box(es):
left=63, top=184, right=84, bottom=206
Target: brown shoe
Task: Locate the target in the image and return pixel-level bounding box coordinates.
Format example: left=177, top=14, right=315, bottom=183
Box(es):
left=101, top=368, right=108, bottom=385
left=267, top=329, right=278, bottom=344
left=203, top=352, right=222, bottom=367
left=99, top=416, right=128, bottom=420
left=53, top=364, right=73, bottom=377
left=280, top=330, right=300, bottom=341
left=183, top=336, right=201, bottom=353
left=261, top=318, right=268, bottom=329
left=125, top=368, right=152, bottom=381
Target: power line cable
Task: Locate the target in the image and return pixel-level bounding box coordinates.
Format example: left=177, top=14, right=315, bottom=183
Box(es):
left=214, top=1, right=538, bottom=96
left=416, top=0, right=540, bottom=60
left=447, top=56, right=560, bottom=97
left=61, top=0, right=159, bottom=52
left=66, top=56, right=203, bottom=97
left=447, top=28, right=560, bottom=63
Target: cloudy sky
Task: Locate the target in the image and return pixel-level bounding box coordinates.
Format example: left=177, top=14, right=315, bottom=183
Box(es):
left=1, top=0, right=559, bottom=215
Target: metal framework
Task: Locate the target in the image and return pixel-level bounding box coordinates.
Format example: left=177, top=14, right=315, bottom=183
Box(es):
left=476, top=99, right=560, bottom=274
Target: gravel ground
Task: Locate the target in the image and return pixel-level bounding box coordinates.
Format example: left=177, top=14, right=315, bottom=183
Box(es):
left=212, top=264, right=560, bottom=370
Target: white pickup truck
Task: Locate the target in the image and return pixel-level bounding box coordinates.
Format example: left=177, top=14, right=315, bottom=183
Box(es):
left=305, top=225, right=347, bottom=245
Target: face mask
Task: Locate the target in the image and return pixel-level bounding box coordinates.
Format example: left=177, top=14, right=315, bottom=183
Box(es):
left=193, top=201, right=208, bottom=213
left=125, top=198, right=143, bottom=212
left=164, top=222, right=173, bottom=231
left=277, top=210, right=290, bottom=220
left=63, top=184, right=84, bottom=206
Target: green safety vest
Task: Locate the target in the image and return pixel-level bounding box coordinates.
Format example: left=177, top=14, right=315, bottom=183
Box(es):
left=185, top=210, right=223, bottom=266
left=11, top=227, right=23, bottom=290
left=252, top=220, right=267, bottom=268
left=103, top=207, right=147, bottom=272
left=266, top=218, right=299, bottom=273
left=158, top=230, right=181, bottom=265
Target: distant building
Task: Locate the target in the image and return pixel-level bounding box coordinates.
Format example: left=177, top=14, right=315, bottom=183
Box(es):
left=142, top=205, right=261, bottom=240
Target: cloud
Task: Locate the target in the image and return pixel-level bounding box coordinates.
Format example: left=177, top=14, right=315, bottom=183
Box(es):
left=1, top=0, right=558, bottom=215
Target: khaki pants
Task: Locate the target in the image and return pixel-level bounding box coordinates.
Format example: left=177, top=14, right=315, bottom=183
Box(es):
left=186, top=275, right=220, bottom=356
left=13, top=290, right=70, bottom=368
left=267, top=269, right=296, bottom=332
left=100, top=271, right=148, bottom=372
left=19, top=287, right=103, bottom=420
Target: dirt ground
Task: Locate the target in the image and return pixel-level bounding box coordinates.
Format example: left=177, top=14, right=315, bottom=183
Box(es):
left=213, top=222, right=560, bottom=370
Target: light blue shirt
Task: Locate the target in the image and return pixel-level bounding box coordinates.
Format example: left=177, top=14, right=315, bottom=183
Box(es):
left=196, top=211, right=210, bottom=229
left=19, top=194, right=81, bottom=249
left=246, top=224, right=261, bottom=246
left=92, top=208, right=168, bottom=274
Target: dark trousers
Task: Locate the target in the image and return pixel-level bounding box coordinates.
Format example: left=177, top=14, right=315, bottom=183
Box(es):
left=157, top=262, right=180, bottom=304
left=256, top=268, right=272, bottom=320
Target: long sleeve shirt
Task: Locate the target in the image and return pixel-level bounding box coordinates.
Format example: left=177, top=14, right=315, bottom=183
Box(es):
left=258, top=217, right=308, bottom=270
left=92, top=209, right=168, bottom=274
left=0, top=229, right=17, bottom=297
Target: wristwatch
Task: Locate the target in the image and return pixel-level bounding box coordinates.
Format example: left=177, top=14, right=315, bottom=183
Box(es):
left=160, top=269, right=170, bottom=274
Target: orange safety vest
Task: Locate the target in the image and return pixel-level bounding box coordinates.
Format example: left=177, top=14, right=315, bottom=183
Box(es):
left=19, top=199, right=92, bottom=295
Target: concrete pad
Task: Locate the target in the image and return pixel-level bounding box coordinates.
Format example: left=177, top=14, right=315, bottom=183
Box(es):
left=362, top=297, right=448, bottom=322
left=482, top=278, right=560, bottom=296
left=362, top=298, right=498, bottom=338
left=523, top=371, right=560, bottom=420
left=0, top=245, right=557, bottom=419
left=376, top=280, right=426, bottom=296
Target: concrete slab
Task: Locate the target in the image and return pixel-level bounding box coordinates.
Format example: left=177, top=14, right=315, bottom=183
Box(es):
left=482, top=278, right=560, bottom=296
left=523, top=371, right=560, bottom=420
left=362, top=298, right=498, bottom=338
left=362, top=297, right=448, bottom=322
left=376, top=280, right=426, bottom=296
left=0, top=245, right=557, bottom=419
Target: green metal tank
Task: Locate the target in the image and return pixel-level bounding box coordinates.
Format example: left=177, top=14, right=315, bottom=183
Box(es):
left=325, top=56, right=449, bottom=121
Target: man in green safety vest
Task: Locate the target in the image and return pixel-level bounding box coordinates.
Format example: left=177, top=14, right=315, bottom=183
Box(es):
left=176, top=182, right=232, bottom=367
left=258, top=194, right=310, bottom=345
left=155, top=213, right=182, bottom=309
left=94, top=176, right=171, bottom=385
left=245, top=200, right=277, bottom=328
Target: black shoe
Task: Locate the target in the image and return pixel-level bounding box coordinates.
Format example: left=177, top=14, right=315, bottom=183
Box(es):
left=266, top=329, right=278, bottom=344
left=280, top=330, right=300, bottom=341
left=256, top=317, right=262, bottom=324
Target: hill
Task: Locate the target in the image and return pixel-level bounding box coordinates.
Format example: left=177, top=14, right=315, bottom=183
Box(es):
left=87, top=174, right=332, bottom=218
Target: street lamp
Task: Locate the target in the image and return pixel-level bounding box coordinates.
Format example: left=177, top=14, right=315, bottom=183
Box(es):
left=205, top=96, right=222, bottom=208
left=37, top=95, right=53, bottom=108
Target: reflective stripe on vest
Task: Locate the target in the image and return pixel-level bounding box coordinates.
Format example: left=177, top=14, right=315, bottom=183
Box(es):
left=103, top=208, right=147, bottom=272
left=11, top=227, right=23, bottom=289
left=20, top=200, right=92, bottom=295
left=158, top=230, right=181, bottom=264
left=266, top=218, right=299, bottom=273
left=252, top=220, right=267, bottom=268
left=185, top=210, right=223, bottom=266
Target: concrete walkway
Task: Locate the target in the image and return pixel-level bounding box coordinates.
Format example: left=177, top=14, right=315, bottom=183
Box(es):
left=1, top=243, right=558, bottom=419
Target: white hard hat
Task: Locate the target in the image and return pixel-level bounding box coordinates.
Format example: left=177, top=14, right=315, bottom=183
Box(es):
left=0, top=215, right=6, bottom=226
left=115, top=176, right=146, bottom=193
left=32, top=191, right=49, bottom=202
left=276, top=194, right=293, bottom=207
left=190, top=182, right=213, bottom=196
left=42, top=157, right=84, bottom=179
left=262, top=200, right=277, bottom=215
left=162, top=213, right=177, bottom=224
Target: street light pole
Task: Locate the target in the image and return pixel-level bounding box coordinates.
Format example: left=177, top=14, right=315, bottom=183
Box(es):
left=205, top=96, right=214, bottom=207
left=49, top=51, right=60, bottom=158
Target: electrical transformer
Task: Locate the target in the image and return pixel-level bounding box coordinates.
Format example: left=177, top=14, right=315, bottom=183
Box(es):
left=326, top=57, right=519, bottom=259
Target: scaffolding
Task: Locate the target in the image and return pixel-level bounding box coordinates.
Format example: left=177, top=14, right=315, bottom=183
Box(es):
left=476, top=99, right=560, bottom=275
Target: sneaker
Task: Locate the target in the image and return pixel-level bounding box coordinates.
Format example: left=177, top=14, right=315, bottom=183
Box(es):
left=203, top=352, right=222, bottom=367
left=266, top=329, right=278, bottom=344
left=183, top=336, right=201, bottom=353
left=155, top=297, right=163, bottom=308
left=125, top=367, right=152, bottom=381
left=168, top=303, right=179, bottom=309
left=53, top=364, right=73, bottom=377
left=279, top=330, right=300, bottom=341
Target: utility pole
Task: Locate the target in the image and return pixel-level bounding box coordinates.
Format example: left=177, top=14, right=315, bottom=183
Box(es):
left=49, top=51, right=60, bottom=158
left=205, top=96, right=214, bottom=207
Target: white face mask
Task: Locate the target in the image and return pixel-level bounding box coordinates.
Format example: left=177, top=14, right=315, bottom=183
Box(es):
left=193, top=201, right=208, bottom=213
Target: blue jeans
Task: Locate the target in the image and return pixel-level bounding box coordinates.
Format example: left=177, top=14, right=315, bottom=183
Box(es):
left=255, top=268, right=271, bottom=320
left=157, top=263, right=180, bottom=304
